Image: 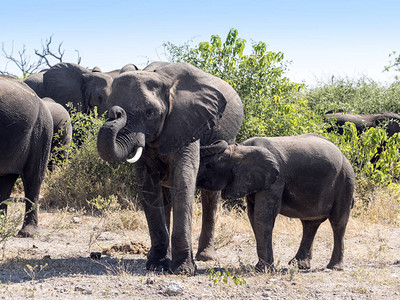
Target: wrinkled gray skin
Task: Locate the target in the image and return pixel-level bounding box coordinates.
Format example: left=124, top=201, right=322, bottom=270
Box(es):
left=325, top=111, right=400, bottom=136
left=197, top=134, right=355, bottom=272
left=0, top=76, right=53, bottom=237
left=97, top=62, right=243, bottom=275
left=23, top=70, right=47, bottom=98
left=93, top=63, right=139, bottom=79
left=42, top=97, right=73, bottom=169
left=24, top=63, right=116, bottom=114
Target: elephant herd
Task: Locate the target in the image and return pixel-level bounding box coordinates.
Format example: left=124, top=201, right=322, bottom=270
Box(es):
left=0, top=61, right=398, bottom=275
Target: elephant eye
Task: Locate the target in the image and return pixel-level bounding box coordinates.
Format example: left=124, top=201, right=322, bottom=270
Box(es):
left=145, top=109, right=155, bottom=119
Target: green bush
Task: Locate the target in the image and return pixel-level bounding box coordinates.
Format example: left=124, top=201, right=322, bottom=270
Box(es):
left=304, top=76, right=400, bottom=114
left=324, top=123, right=400, bottom=185
left=43, top=109, right=138, bottom=211
left=164, top=28, right=324, bottom=141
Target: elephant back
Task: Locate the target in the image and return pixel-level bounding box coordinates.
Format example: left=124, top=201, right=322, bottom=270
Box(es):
left=0, top=76, right=41, bottom=160
left=43, top=63, right=88, bottom=110
left=24, top=71, right=47, bottom=98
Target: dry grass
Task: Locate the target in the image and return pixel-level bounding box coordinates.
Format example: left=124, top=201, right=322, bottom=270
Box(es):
left=0, top=188, right=399, bottom=299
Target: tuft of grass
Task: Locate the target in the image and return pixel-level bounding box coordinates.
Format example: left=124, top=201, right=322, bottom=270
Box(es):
left=0, top=200, right=25, bottom=248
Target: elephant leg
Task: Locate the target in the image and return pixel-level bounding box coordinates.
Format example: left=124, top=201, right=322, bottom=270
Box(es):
left=327, top=210, right=350, bottom=270
left=196, top=189, right=219, bottom=261
left=169, top=141, right=200, bottom=275
left=163, top=186, right=172, bottom=234
left=252, top=190, right=281, bottom=273
left=290, top=219, right=325, bottom=269
left=162, top=186, right=172, bottom=261
left=136, top=164, right=170, bottom=272
left=246, top=194, right=256, bottom=235
left=18, top=168, right=46, bottom=237
left=0, top=174, right=19, bottom=215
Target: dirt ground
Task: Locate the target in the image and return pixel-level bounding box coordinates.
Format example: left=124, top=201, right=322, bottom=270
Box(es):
left=0, top=202, right=399, bottom=299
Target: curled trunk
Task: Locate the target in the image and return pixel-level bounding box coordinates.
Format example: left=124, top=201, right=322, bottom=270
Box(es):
left=97, top=106, right=145, bottom=163
left=200, top=140, right=229, bottom=157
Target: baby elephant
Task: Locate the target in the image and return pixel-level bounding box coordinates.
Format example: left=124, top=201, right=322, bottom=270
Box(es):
left=197, top=133, right=355, bottom=272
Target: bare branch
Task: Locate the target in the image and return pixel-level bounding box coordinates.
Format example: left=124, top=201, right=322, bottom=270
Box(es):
left=75, top=49, right=81, bottom=65
left=2, top=35, right=82, bottom=77
left=34, top=35, right=66, bottom=68
left=2, top=41, right=44, bottom=78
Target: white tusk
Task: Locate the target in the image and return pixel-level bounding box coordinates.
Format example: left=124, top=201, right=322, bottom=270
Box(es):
left=126, top=147, right=143, bottom=164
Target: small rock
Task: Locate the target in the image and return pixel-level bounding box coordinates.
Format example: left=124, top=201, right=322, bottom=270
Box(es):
left=165, top=281, right=184, bottom=296
left=146, top=277, right=155, bottom=284
left=72, top=216, right=81, bottom=223
left=75, top=286, right=92, bottom=295
left=90, top=252, right=101, bottom=260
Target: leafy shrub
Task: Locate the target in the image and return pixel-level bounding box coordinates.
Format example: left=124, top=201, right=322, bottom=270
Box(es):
left=304, top=76, right=400, bottom=114
left=43, top=109, right=139, bottom=211
left=324, top=123, right=400, bottom=185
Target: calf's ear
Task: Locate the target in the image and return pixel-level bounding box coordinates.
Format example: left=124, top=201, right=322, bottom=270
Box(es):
left=223, top=147, right=280, bottom=200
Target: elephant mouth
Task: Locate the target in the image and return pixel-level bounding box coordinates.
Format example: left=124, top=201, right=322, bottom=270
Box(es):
left=221, top=189, right=227, bottom=199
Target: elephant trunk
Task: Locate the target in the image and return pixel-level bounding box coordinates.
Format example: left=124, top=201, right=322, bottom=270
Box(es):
left=200, top=140, right=229, bottom=157
left=97, top=106, right=144, bottom=163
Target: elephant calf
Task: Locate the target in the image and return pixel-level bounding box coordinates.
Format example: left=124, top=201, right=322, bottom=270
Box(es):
left=197, top=133, right=355, bottom=272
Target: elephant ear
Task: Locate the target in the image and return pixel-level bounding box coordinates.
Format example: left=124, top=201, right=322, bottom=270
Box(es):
left=223, top=146, right=280, bottom=200
left=158, top=63, right=227, bottom=154
left=43, top=63, right=88, bottom=110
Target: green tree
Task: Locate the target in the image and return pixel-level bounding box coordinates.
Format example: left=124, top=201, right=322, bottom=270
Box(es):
left=164, top=28, right=324, bottom=141
left=385, top=51, right=400, bottom=80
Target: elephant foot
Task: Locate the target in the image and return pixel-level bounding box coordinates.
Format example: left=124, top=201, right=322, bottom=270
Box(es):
left=18, top=224, right=40, bottom=237
left=170, top=257, right=197, bottom=276
left=326, top=261, right=343, bottom=271
left=289, top=257, right=311, bottom=269
left=145, top=257, right=171, bottom=272
left=255, top=260, right=275, bottom=273
left=196, top=246, right=217, bottom=261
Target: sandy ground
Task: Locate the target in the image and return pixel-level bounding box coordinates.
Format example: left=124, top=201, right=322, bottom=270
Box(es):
left=0, top=204, right=399, bottom=299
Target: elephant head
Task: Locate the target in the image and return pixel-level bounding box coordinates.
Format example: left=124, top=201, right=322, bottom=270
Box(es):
left=43, top=63, right=113, bottom=114
left=198, top=142, right=280, bottom=200
left=97, top=62, right=228, bottom=164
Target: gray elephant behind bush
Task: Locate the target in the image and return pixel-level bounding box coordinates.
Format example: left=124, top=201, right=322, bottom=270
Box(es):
left=325, top=111, right=400, bottom=136
left=24, top=63, right=138, bottom=114
left=0, top=75, right=53, bottom=237
left=197, top=133, right=355, bottom=272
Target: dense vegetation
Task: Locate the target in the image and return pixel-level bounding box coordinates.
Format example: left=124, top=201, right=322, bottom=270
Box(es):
left=15, top=29, right=400, bottom=215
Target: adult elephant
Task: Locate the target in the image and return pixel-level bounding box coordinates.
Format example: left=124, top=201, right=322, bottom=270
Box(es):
left=97, top=62, right=243, bottom=274
left=42, top=97, right=73, bottom=169
left=197, top=134, right=355, bottom=272
left=0, top=76, right=53, bottom=237
left=25, top=63, right=115, bottom=114
left=325, top=111, right=400, bottom=136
